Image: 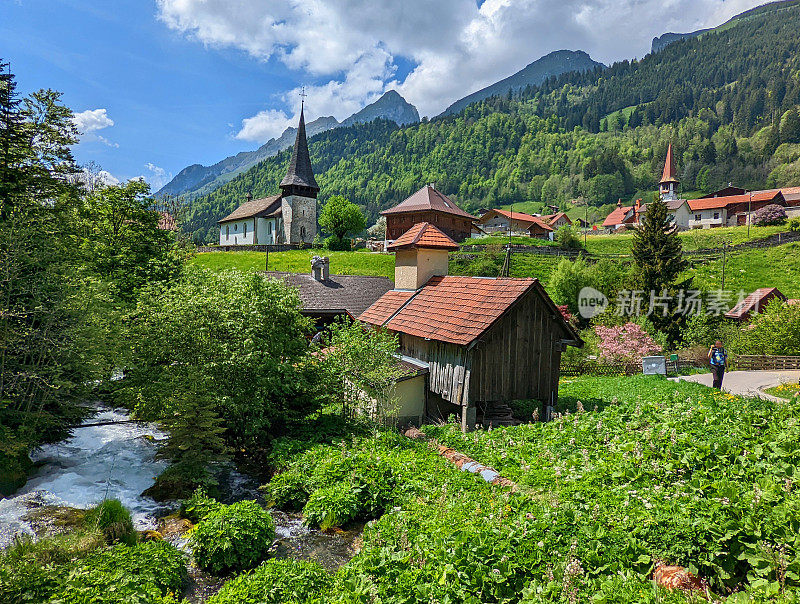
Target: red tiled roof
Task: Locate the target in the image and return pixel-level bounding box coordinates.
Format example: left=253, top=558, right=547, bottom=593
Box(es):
left=602, top=206, right=632, bottom=227
left=688, top=191, right=782, bottom=211
left=754, top=186, right=800, bottom=206
left=661, top=143, right=679, bottom=184
left=387, top=222, right=460, bottom=250
left=218, top=195, right=282, bottom=223
left=724, top=287, right=786, bottom=320
left=363, top=276, right=536, bottom=345
left=482, top=209, right=554, bottom=231
left=381, top=185, right=474, bottom=219
left=359, top=290, right=416, bottom=325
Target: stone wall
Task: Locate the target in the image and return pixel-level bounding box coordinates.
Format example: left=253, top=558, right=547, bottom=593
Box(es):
left=281, top=194, right=317, bottom=244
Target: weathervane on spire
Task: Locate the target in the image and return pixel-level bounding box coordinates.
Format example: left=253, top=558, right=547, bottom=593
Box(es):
left=299, top=86, right=307, bottom=110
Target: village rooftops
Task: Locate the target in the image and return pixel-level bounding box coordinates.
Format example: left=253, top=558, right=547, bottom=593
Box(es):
left=381, top=184, right=475, bottom=219
left=481, top=209, right=554, bottom=231
left=724, top=287, right=787, bottom=321
left=387, top=222, right=460, bottom=251
left=360, top=275, right=581, bottom=347
left=264, top=271, right=394, bottom=319
left=602, top=205, right=633, bottom=228
left=687, top=190, right=784, bottom=211
left=218, top=195, right=281, bottom=224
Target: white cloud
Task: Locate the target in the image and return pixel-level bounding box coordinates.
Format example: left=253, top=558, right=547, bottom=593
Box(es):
left=144, top=162, right=172, bottom=191
left=158, top=0, right=765, bottom=134
left=72, top=108, right=114, bottom=133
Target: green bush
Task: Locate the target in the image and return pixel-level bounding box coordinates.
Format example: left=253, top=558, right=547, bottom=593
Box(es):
left=190, top=500, right=275, bottom=574
left=84, top=499, right=137, bottom=546
left=790, top=217, right=800, bottom=232
left=53, top=541, right=186, bottom=603
left=324, top=235, right=351, bottom=251
left=265, top=472, right=310, bottom=512
left=302, top=483, right=361, bottom=530
left=208, top=559, right=332, bottom=604
left=179, top=487, right=222, bottom=523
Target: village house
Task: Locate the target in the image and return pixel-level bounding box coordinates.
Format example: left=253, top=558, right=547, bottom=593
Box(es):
left=265, top=256, right=394, bottom=327
left=359, top=222, right=583, bottom=429
left=477, top=209, right=554, bottom=239
left=541, top=211, right=572, bottom=229
left=382, top=184, right=476, bottom=244
left=218, top=108, right=318, bottom=246
left=725, top=287, right=792, bottom=321
left=686, top=190, right=786, bottom=228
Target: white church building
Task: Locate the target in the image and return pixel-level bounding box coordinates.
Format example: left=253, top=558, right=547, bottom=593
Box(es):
left=218, top=108, right=319, bottom=246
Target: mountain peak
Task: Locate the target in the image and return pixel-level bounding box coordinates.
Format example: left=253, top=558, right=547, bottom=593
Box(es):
left=439, top=49, right=604, bottom=117
left=341, top=91, right=420, bottom=128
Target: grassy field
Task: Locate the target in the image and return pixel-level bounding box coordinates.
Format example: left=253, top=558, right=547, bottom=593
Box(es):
left=584, top=224, right=788, bottom=255
left=190, top=249, right=395, bottom=277
left=686, top=242, right=800, bottom=297
left=256, top=375, right=800, bottom=602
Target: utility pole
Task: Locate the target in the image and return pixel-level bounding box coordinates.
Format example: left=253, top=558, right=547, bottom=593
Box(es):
left=748, top=191, right=752, bottom=239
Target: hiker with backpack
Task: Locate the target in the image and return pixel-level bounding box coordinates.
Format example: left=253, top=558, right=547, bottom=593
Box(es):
left=708, top=340, right=728, bottom=390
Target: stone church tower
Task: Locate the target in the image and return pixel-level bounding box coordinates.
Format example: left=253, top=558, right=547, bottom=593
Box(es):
left=279, top=106, right=318, bottom=244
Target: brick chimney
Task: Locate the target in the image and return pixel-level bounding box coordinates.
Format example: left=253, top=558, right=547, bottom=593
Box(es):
left=311, top=256, right=329, bottom=281
left=387, top=223, right=459, bottom=290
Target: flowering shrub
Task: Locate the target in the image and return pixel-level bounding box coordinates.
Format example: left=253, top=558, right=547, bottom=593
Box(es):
left=594, top=322, right=662, bottom=362
left=753, top=203, right=787, bottom=225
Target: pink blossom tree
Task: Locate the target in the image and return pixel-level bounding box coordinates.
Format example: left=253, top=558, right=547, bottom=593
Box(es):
left=753, top=204, right=787, bottom=226
left=594, top=323, right=662, bottom=362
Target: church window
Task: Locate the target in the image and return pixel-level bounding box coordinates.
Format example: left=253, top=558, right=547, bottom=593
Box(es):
left=268, top=222, right=272, bottom=234
left=300, top=226, right=307, bottom=240
left=244, top=223, right=247, bottom=236
left=226, top=225, right=229, bottom=237
left=234, top=223, right=238, bottom=232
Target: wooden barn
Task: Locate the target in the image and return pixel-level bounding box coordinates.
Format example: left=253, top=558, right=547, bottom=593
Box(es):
left=359, top=222, right=583, bottom=429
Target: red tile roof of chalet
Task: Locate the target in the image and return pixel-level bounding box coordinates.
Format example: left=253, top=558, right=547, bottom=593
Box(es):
left=602, top=205, right=632, bottom=228
left=541, top=211, right=571, bottom=225
left=359, top=290, right=416, bottom=325
left=661, top=143, right=679, bottom=184
left=754, top=186, right=800, bottom=207
left=687, top=191, right=783, bottom=211
left=218, top=195, right=282, bottom=223
left=488, top=209, right=554, bottom=231
left=360, top=275, right=577, bottom=346
left=381, top=185, right=475, bottom=219
left=724, top=287, right=787, bottom=320
left=386, top=222, right=460, bottom=251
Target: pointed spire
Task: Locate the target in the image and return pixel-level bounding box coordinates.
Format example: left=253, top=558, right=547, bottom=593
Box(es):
left=660, top=142, right=679, bottom=184
left=280, top=105, right=319, bottom=193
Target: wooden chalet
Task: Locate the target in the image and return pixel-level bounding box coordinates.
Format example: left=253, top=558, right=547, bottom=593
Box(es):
left=382, top=184, right=476, bottom=243
left=477, top=209, right=554, bottom=239
left=360, top=222, right=583, bottom=429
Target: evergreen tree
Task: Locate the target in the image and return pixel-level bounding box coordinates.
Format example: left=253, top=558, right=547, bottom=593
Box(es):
left=631, top=198, right=688, bottom=343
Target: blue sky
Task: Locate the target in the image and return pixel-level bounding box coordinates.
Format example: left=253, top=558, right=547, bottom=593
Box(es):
left=1, top=0, right=764, bottom=191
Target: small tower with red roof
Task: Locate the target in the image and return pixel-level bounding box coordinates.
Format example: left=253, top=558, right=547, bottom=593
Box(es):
left=659, top=143, right=680, bottom=201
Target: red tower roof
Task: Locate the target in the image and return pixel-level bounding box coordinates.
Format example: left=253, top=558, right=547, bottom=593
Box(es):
left=660, top=143, right=679, bottom=185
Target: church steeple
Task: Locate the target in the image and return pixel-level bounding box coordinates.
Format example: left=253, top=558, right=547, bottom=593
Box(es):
left=659, top=142, right=679, bottom=201
left=280, top=105, right=319, bottom=197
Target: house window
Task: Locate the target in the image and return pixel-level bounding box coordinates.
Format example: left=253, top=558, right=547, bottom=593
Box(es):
left=268, top=222, right=272, bottom=234
left=234, top=223, right=238, bottom=232
left=695, top=214, right=701, bottom=221
left=243, top=223, right=247, bottom=236
left=226, top=225, right=229, bottom=237
left=713, top=212, right=720, bottom=220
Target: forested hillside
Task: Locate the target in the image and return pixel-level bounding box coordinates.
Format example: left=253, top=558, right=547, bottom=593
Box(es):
left=184, top=0, right=800, bottom=243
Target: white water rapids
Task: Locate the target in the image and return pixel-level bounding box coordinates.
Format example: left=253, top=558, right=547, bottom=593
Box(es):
left=0, top=407, right=168, bottom=547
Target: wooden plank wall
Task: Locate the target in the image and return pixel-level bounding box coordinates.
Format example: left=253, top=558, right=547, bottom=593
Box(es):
left=399, top=337, right=471, bottom=406
left=470, top=288, right=565, bottom=403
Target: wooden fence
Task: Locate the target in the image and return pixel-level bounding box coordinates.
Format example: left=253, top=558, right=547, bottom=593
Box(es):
left=561, top=358, right=699, bottom=377
left=733, top=355, right=800, bottom=371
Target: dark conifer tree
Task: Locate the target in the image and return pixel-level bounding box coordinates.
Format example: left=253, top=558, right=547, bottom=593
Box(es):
left=632, top=197, right=687, bottom=295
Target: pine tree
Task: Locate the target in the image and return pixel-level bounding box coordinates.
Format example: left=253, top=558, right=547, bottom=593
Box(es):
left=632, top=197, right=688, bottom=311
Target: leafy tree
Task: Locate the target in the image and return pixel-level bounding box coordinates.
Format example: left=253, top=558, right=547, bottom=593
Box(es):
left=555, top=225, right=581, bottom=250
left=753, top=203, right=787, bottom=226
left=319, top=195, right=366, bottom=250
left=781, top=107, right=800, bottom=144
left=119, top=269, right=316, bottom=451
left=320, top=319, right=404, bottom=422
left=367, top=216, right=386, bottom=239
left=80, top=179, right=183, bottom=301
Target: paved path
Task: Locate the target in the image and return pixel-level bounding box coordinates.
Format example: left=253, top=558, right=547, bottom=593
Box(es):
left=672, top=370, right=800, bottom=401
